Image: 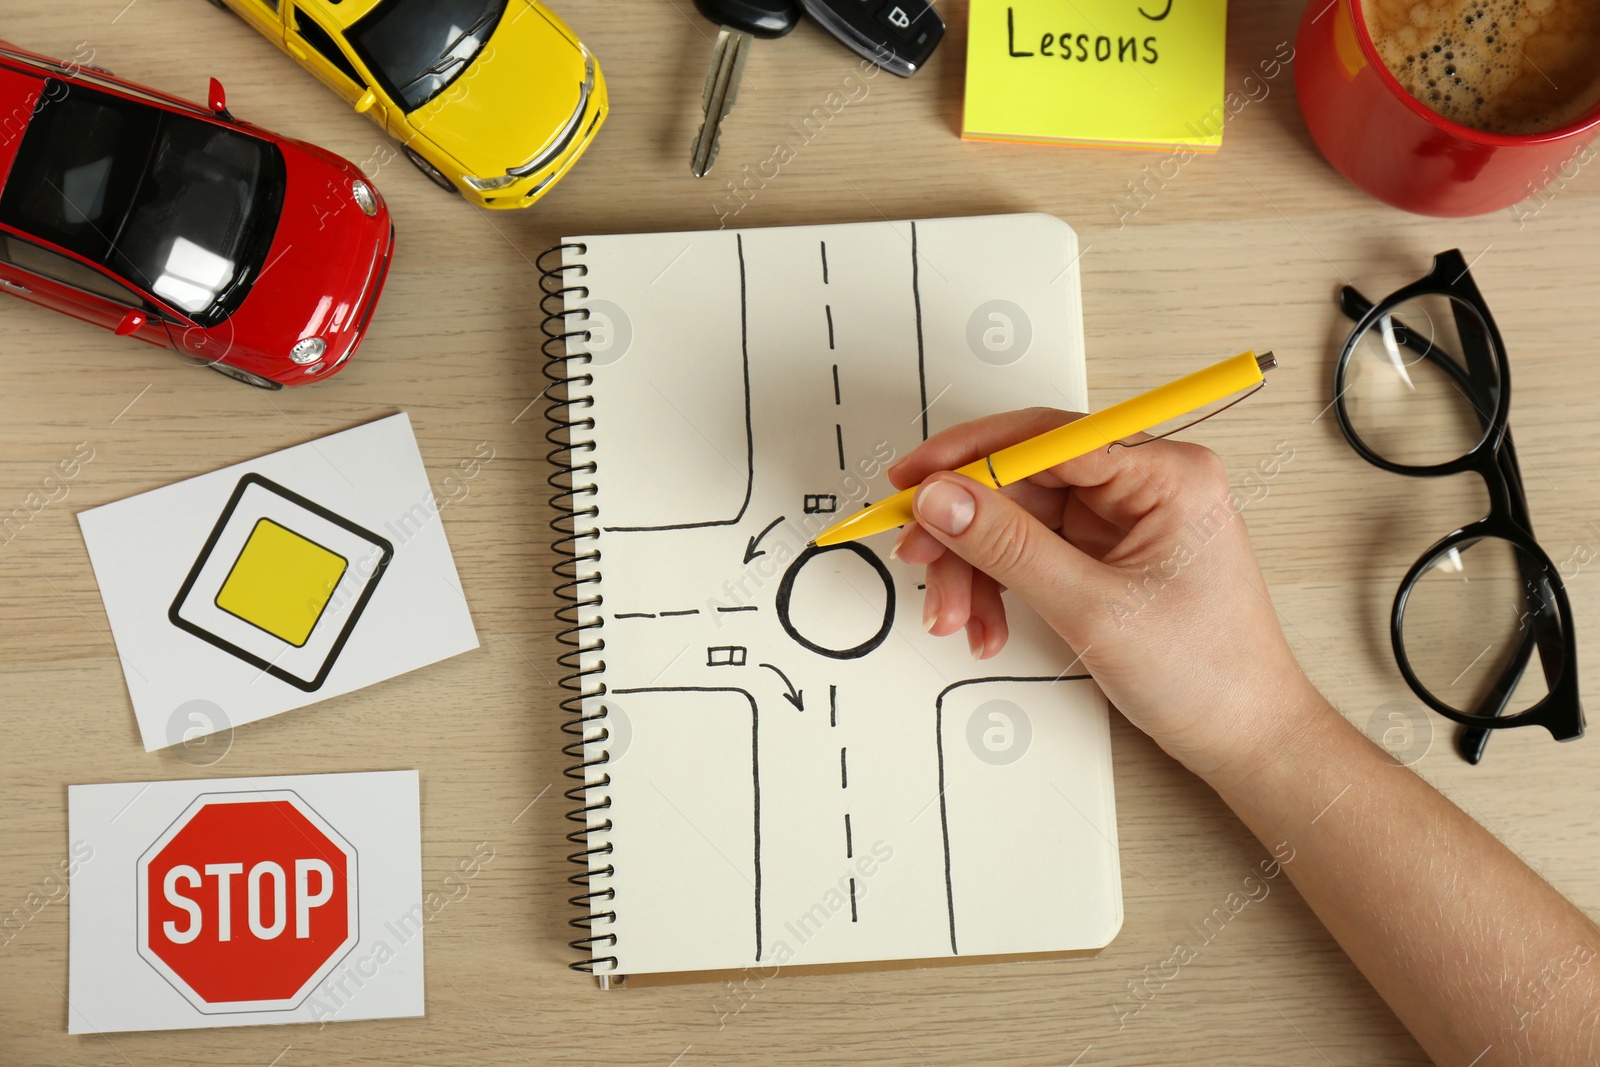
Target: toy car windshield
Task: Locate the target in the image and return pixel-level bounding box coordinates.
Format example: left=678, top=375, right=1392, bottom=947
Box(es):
left=0, top=79, right=285, bottom=325
left=347, top=0, right=507, bottom=112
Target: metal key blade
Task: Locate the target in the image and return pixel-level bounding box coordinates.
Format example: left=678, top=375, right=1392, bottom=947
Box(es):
left=691, top=28, right=751, bottom=178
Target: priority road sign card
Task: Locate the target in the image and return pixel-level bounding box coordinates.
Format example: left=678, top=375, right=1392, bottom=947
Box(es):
left=68, top=770, right=424, bottom=1033
left=77, top=413, right=479, bottom=750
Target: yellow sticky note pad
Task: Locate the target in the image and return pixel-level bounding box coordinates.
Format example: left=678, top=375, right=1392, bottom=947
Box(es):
left=215, top=518, right=348, bottom=647
left=963, top=0, right=1229, bottom=151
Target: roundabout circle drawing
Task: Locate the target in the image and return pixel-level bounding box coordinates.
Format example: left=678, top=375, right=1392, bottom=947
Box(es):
left=775, top=543, right=895, bottom=660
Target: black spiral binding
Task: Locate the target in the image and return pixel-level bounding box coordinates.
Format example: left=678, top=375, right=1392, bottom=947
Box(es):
left=539, top=242, right=619, bottom=981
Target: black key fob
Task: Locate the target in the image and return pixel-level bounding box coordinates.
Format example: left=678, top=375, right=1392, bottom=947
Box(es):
left=800, top=0, right=944, bottom=76
left=694, top=0, right=803, bottom=38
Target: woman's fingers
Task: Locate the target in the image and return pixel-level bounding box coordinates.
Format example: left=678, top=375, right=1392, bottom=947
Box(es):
left=888, top=411, right=1239, bottom=665
left=888, top=408, right=1081, bottom=489
left=923, top=546, right=973, bottom=636
left=890, top=409, right=1207, bottom=536
left=1058, top=489, right=1128, bottom=560
left=911, top=473, right=1108, bottom=650
left=1002, top=478, right=1070, bottom=530
left=967, top=571, right=1009, bottom=658
left=891, top=522, right=946, bottom=566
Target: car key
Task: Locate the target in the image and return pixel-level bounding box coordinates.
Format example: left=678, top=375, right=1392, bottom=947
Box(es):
left=690, top=0, right=801, bottom=177
left=800, top=0, right=944, bottom=77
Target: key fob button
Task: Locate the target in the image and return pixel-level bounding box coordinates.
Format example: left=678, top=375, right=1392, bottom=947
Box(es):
left=874, top=3, right=925, bottom=40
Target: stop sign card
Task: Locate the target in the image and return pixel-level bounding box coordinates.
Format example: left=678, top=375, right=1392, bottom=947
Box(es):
left=68, top=770, right=424, bottom=1032
left=78, top=413, right=479, bottom=750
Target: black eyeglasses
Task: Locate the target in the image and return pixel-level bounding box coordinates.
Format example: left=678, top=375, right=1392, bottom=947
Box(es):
left=1333, top=249, right=1584, bottom=764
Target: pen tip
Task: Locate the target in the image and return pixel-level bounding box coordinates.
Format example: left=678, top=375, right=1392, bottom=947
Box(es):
left=804, top=539, right=817, bottom=548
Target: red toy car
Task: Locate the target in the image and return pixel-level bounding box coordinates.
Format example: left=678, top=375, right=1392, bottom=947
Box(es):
left=0, top=41, right=393, bottom=388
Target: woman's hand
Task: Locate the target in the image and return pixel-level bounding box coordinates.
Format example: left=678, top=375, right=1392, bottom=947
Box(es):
left=893, top=408, right=1600, bottom=1064
left=890, top=407, right=1317, bottom=783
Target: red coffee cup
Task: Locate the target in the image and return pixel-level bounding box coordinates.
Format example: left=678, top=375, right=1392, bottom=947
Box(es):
left=1294, top=0, right=1600, bottom=216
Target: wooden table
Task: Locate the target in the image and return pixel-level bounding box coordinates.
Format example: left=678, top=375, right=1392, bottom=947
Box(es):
left=3, top=1, right=1598, bottom=1063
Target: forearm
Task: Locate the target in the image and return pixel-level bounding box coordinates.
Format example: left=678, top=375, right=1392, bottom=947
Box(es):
left=1204, top=688, right=1600, bottom=1065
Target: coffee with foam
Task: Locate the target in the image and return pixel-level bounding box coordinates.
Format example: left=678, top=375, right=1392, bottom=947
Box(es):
left=1360, top=0, right=1600, bottom=134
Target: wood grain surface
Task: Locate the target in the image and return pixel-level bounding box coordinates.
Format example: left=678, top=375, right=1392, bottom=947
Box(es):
left=2, top=1, right=1598, bottom=1064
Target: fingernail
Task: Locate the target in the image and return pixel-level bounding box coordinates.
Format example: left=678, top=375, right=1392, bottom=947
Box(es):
left=916, top=480, right=975, bottom=537
left=967, top=621, right=985, bottom=660
left=889, top=526, right=911, bottom=560
left=922, top=585, right=941, bottom=633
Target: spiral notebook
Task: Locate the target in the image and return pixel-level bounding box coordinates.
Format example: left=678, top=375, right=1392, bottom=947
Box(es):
left=542, top=214, right=1122, bottom=983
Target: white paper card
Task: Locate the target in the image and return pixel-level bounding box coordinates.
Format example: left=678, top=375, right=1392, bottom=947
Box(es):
left=67, top=770, right=424, bottom=1033
left=78, top=413, right=479, bottom=750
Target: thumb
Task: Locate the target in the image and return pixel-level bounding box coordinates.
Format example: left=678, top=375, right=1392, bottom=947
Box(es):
left=911, top=473, right=1105, bottom=638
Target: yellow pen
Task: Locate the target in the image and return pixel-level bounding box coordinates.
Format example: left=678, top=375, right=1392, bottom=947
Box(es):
left=811, top=350, right=1276, bottom=547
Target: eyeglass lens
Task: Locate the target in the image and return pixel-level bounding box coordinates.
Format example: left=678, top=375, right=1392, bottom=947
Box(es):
left=1341, top=294, right=1501, bottom=468
left=1399, top=536, right=1557, bottom=720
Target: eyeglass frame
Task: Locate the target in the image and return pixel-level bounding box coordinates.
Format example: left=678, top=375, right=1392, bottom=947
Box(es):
left=1332, top=248, right=1584, bottom=758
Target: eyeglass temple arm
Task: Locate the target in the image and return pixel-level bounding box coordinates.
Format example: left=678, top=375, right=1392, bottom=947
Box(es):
left=1460, top=447, right=1568, bottom=759
left=1494, top=429, right=1535, bottom=527
left=1450, top=287, right=1503, bottom=407
left=1458, top=565, right=1569, bottom=760
left=1449, top=301, right=1542, bottom=531
left=1458, top=623, right=1537, bottom=764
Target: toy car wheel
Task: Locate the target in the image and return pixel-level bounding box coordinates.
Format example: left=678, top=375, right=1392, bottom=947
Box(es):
left=209, top=363, right=284, bottom=390
left=403, top=147, right=457, bottom=194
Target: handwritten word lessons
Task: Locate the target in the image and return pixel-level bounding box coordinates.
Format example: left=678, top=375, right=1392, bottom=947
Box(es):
left=964, top=0, right=1229, bottom=151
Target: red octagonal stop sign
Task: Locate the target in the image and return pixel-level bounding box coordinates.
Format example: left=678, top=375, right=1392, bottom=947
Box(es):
left=137, top=791, right=359, bottom=1013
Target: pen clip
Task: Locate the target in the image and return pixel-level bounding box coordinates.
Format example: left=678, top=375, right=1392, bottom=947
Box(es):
left=1106, top=379, right=1267, bottom=452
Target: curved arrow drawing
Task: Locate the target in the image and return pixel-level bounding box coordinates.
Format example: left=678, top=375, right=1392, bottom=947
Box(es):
left=743, top=516, right=785, bottom=564
left=758, top=663, right=804, bottom=711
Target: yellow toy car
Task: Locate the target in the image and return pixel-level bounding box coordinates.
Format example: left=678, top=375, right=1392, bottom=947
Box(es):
left=209, top=0, right=607, bottom=208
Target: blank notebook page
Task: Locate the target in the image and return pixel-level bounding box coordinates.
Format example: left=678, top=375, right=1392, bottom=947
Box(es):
left=561, top=214, right=1122, bottom=976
